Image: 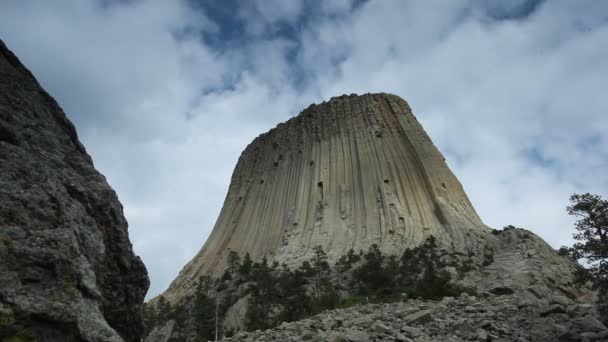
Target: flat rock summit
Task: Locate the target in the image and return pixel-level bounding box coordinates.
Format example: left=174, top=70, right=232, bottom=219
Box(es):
left=0, top=40, right=149, bottom=341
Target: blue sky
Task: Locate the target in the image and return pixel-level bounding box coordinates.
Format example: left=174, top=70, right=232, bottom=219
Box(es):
left=1, top=0, right=607, bottom=299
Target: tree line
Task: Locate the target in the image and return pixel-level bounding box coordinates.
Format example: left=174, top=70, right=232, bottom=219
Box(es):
left=144, top=235, right=467, bottom=340
left=144, top=192, right=608, bottom=339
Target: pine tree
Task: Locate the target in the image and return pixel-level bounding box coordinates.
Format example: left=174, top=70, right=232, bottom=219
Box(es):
left=156, top=296, right=172, bottom=323
left=560, top=193, right=608, bottom=321
left=227, top=250, right=241, bottom=275
left=245, top=256, right=277, bottom=330
left=311, top=246, right=330, bottom=298
left=192, top=289, right=215, bottom=340
left=239, top=252, right=253, bottom=279
left=277, top=266, right=312, bottom=322
left=143, top=303, right=157, bottom=336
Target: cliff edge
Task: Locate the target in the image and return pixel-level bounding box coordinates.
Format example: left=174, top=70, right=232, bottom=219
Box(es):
left=0, top=40, right=149, bottom=341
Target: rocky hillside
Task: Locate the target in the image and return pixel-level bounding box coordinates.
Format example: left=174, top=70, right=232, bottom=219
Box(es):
left=146, top=93, right=597, bottom=341
left=222, top=292, right=607, bottom=342
left=0, top=39, right=149, bottom=341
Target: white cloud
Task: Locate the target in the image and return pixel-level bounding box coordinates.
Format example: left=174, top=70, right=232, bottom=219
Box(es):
left=1, top=0, right=606, bottom=299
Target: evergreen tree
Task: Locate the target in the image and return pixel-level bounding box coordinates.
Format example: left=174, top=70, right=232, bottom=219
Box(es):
left=352, top=244, right=392, bottom=296
left=299, top=260, right=315, bottom=277
left=276, top=266, right=312, bottom=322
left=227, top=250, right=241, bottom=275
left=245, top=257, right=277, bottom=330
left=309, top=246, right=338, bottom=312
left=239, top=252, right=253, bottom=279
left=311, top=246, right=330, bottom=298
left=142, top=303, right=157, bottom=337
left=156, top=296, right=172, bottom=323
left=192, top=290, right=216, bottom=340
left=560, top=193, right=608, bottom=320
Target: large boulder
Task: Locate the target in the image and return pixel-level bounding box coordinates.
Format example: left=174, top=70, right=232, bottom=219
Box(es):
left=0, top=39, right=149, bottom=341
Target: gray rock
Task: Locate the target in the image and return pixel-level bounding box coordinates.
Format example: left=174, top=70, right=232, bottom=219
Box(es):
left=573, top=316, right=607, bottom=333
left=372, top=322, right=391, bottom=334
left=343, top=328, right=370, bottom=342
left=404, top=310, right=433, bottom=325
left=395, top=333, right=411, bottom=341
left=0, top=39, right=148, bottom=341
left=540, top=304, right=566, bottom=317
left=567, top=303, right=598, bottom=317
left=476, top=328, right=488, bottom=341
left=453, top=319, right=474, bottom=335
left=487, top=285, right=515, bottom=295
left=351, top=315, right=373, bottom=326
left=400, top=325, right=422, bottom=336
left=145, top=320, right=176, bottom=342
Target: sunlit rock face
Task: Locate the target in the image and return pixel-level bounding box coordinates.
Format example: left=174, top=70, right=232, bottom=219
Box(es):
left=0, top=39, right=149, bottom=342
left=164, top=93, right=495, bottom=301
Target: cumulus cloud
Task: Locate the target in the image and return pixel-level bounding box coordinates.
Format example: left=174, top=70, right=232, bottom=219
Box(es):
left=1, top=0, right=606, bottom=298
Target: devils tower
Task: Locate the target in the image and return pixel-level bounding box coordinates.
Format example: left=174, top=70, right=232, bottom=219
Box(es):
left=161, top=93, right=582, bottom=306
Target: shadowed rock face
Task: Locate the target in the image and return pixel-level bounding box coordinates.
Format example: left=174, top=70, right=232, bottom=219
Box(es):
left=164, top=93, right=494, bottom=302
left=0, top=40, right=149, bottom=341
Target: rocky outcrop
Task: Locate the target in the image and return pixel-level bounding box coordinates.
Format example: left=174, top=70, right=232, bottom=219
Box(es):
left=164, top=93, right=492, bottom=302
left=0, top=39, right=149, bottom=341
left=161, top=93, right=587, bottom=307
left=222, top=293, right=607, bottom=341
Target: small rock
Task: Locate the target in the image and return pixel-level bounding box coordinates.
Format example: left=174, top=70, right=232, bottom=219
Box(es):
left=567, top=303, right=597, bottom=317
left=400, top=325, right=422, bottom=336
left=343, top=328, right=370, bottom=342
left=464, top=305, right=477, bottom=313
left=351, top=315, right=372, bottom=326
left=329, top=333, right=346, bottom=342
left=404, top=310, right=433, bottom=325
left=395, top=333, right=411, bottom=341
left=573, top=316, right=607, bottom=333
left=488, top=285, right=515, bottom=296
left=372, top=322, right=391, bottom=334
left=453, top=319, right=474, bottom=335
left=476, top=329, right=488, bottom=341
left=540, top=304, right=566, bottom=317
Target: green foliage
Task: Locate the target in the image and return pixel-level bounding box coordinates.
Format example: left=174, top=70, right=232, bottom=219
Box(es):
left=220, top=269, right=232, bottom=282
left=227, top=250, right=241, bottom=275
left=299, top=260, right=314, bottom=277
left=192, top=283, right=216, bottom=340
left=156, top=296, right=172, bottom=323
left=349, top=236, right=463, bottom=301
left=0, top=309, right=15, bottom=327
left=239, top=252, right=253, bottom=279
left=560, top=193, right=608, bottom=320
left=335, top=295, right=368, bottom=309
left=169, top=238, right=467, bottom=340
left=335, top=248, right=362, bottom=273
left=310, top=246, right=332, bottom=302
left=2, top=334, right=36, bottom=342
left=352, top=244, right=396, bottom=297
left=142, top=303, right=157, bottom=336
left=245, top=257, right=278, bottom=331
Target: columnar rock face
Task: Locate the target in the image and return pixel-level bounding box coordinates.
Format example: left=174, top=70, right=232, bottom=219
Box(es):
left=0, top=40, right=149, bottom=341
left=164, top=93, right=494, bottom=302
